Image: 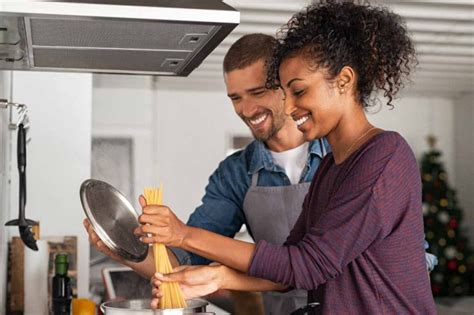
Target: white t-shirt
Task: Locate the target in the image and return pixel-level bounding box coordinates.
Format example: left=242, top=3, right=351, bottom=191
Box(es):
left=269, top=142, right=309, bottom=185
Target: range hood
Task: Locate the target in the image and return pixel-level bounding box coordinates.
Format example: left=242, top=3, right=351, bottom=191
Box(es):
left=0, top=0, right=239, bottom=76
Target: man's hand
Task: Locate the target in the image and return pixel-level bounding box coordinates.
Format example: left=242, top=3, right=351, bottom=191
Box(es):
left=150, top=264, right=224, bottom=310
left=134, top=195, right=189, bottom=248
left=83, top=218, right=125, bottom=263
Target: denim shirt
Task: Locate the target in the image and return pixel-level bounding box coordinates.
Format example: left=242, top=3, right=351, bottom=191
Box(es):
left=171, top=138, right=329, bottom=265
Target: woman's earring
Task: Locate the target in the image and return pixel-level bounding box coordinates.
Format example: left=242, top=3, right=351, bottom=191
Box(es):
left=340, top=88, right=345, bottom=93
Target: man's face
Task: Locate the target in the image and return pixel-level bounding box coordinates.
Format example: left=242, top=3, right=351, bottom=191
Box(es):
left=224, top=59, right=286, bottom=142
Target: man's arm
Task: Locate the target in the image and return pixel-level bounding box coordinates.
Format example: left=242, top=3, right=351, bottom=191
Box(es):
left=139, top=156, right=248, bottom=267
left=84, top=218, right=179, bottom=279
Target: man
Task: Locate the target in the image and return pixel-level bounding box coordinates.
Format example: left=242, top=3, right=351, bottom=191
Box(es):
left=86, top=33, right=325, bottom=314
left=85, top=33, right=435, bottom=315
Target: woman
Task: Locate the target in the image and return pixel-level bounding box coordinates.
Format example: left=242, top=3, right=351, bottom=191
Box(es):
left=139, top=1, right=437, bottom=313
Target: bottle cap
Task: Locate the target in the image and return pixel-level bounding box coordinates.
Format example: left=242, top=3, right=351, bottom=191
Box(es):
left=55, top=253, right=69, bottom=276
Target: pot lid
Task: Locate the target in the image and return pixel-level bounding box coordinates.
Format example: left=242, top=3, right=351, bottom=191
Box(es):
left=80, top=179, right=148, bottom=262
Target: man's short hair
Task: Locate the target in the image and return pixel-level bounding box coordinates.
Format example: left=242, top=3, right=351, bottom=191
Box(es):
left=223, top=33, right=276, bottom=73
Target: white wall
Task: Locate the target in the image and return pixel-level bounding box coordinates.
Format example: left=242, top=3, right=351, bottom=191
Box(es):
left=10, top=71, right=92, bottom=300
left=92, top=75, right=156, bottom=210
left=368, top=95, right=455, bottom=179
left=93, top=75, right=248, bottom=219
left=153, top=80, right=249, bottom=218
left=0, top=71, right=12, bottom=315
left=454, top=92, right=474, bottom=243
left=93, top=75, right=458, bottom=224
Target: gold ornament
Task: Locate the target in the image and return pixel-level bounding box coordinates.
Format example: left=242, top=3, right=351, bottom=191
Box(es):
left=458, top=265, right=466, bottom=273
left=438, top=238, right=447, bottom=246
left=448, top=229, right=455, bottom=238
left=440, top=199, right=448, bottom=207
left=427, top=231, right=434, bottom=239
left=430, top=205, right=438, bottom=213
left=424, top=174, right=433, bottom=182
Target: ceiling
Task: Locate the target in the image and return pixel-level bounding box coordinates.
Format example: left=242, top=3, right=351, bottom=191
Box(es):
left=185, top=0, right=473, bottom=98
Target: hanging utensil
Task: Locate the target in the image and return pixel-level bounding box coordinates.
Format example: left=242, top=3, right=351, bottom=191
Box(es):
left=5, top=123, right=38, bottom=250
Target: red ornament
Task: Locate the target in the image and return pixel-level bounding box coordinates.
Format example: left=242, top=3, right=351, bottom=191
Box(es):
left=425, top=194, right=433, bottom=202
left=447, top=260, right=458, bottom=270
left=449, top=219, right=458, bottom=229
left=432, top=284, right=441, bottom=294
left=427, top=218, right=433, bottom=226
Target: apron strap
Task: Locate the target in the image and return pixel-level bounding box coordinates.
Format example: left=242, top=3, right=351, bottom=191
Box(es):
left=250, top=172, right=259, bottom=187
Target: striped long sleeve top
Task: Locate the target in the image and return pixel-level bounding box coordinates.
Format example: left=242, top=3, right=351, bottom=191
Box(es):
left=248, top=131, right=437, bottom=314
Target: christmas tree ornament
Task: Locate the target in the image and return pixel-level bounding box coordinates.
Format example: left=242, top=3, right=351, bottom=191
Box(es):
left=447, top=229, right=455, bottom=238
left=422, top=203, right=429, bottom=215
left=440, top=199, right=448, bottom=207
left=430, top=205, right=438, bottom=213
left=433, top=273, right=444, bottom=283
left=458, top=265, right=466, bottom=273
left=425, top=194, right=433, bottom=202
left=448, top=218, right=458, bottom=229
left=444, top=246, right=457, bottom=259
left=448, top=260, right=458, bottom=270
left=439, top=238, right=447, bottom=247
left=437, top=211, right=450, bottom=224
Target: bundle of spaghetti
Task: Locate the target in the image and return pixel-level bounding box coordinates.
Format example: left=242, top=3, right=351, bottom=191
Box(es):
left=144, top=186, right=187, bottom=309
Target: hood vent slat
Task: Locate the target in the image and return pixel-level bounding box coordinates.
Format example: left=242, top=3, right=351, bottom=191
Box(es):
left=0, top=0, right=239, bottom=76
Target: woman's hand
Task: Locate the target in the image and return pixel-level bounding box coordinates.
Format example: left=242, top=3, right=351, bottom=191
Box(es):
left=83, top=218, right=125, bottom=263
left=150, top=264, right=225, bottom=309
left=134, top=195, right=189, bottom=248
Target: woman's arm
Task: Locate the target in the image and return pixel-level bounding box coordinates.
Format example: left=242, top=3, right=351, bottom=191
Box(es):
left=150, top=264, right=286, bottom=309
left=182, top=226, right=255, bottom=272
left=136, top=200, right=255, bottom=272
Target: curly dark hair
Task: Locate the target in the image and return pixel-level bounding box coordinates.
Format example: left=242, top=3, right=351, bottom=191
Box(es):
left=267, top=0, right=417, bottom=108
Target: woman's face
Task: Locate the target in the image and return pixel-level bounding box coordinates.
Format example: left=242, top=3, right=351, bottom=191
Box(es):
left=279, top=55, right=346, bottom=141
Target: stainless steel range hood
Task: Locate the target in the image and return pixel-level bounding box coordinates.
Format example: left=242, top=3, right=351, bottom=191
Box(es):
left=0, top=0, right=239, bottom=76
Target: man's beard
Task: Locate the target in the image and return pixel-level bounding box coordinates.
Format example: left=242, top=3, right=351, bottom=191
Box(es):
left=249, top=111, right=286, bottom=142
left=251, top=123, right=279, bottom=142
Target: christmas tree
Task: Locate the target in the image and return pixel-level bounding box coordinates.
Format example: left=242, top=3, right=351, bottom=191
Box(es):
left=422, top=135, right=474, bottom=296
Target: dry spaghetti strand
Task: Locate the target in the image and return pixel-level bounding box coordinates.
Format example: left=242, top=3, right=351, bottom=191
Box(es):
left=144, top=186, right=187, bottom=309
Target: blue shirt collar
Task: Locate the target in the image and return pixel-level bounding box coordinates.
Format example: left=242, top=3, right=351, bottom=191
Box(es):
left=248, top=139, right=327, bottom=175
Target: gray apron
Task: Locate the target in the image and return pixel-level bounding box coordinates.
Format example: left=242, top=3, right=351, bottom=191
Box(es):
left=243, top=172, right=311, bottom=315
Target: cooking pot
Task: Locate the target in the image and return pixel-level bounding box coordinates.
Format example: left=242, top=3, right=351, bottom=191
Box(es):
left=100, top=299, right=213, bottom=315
